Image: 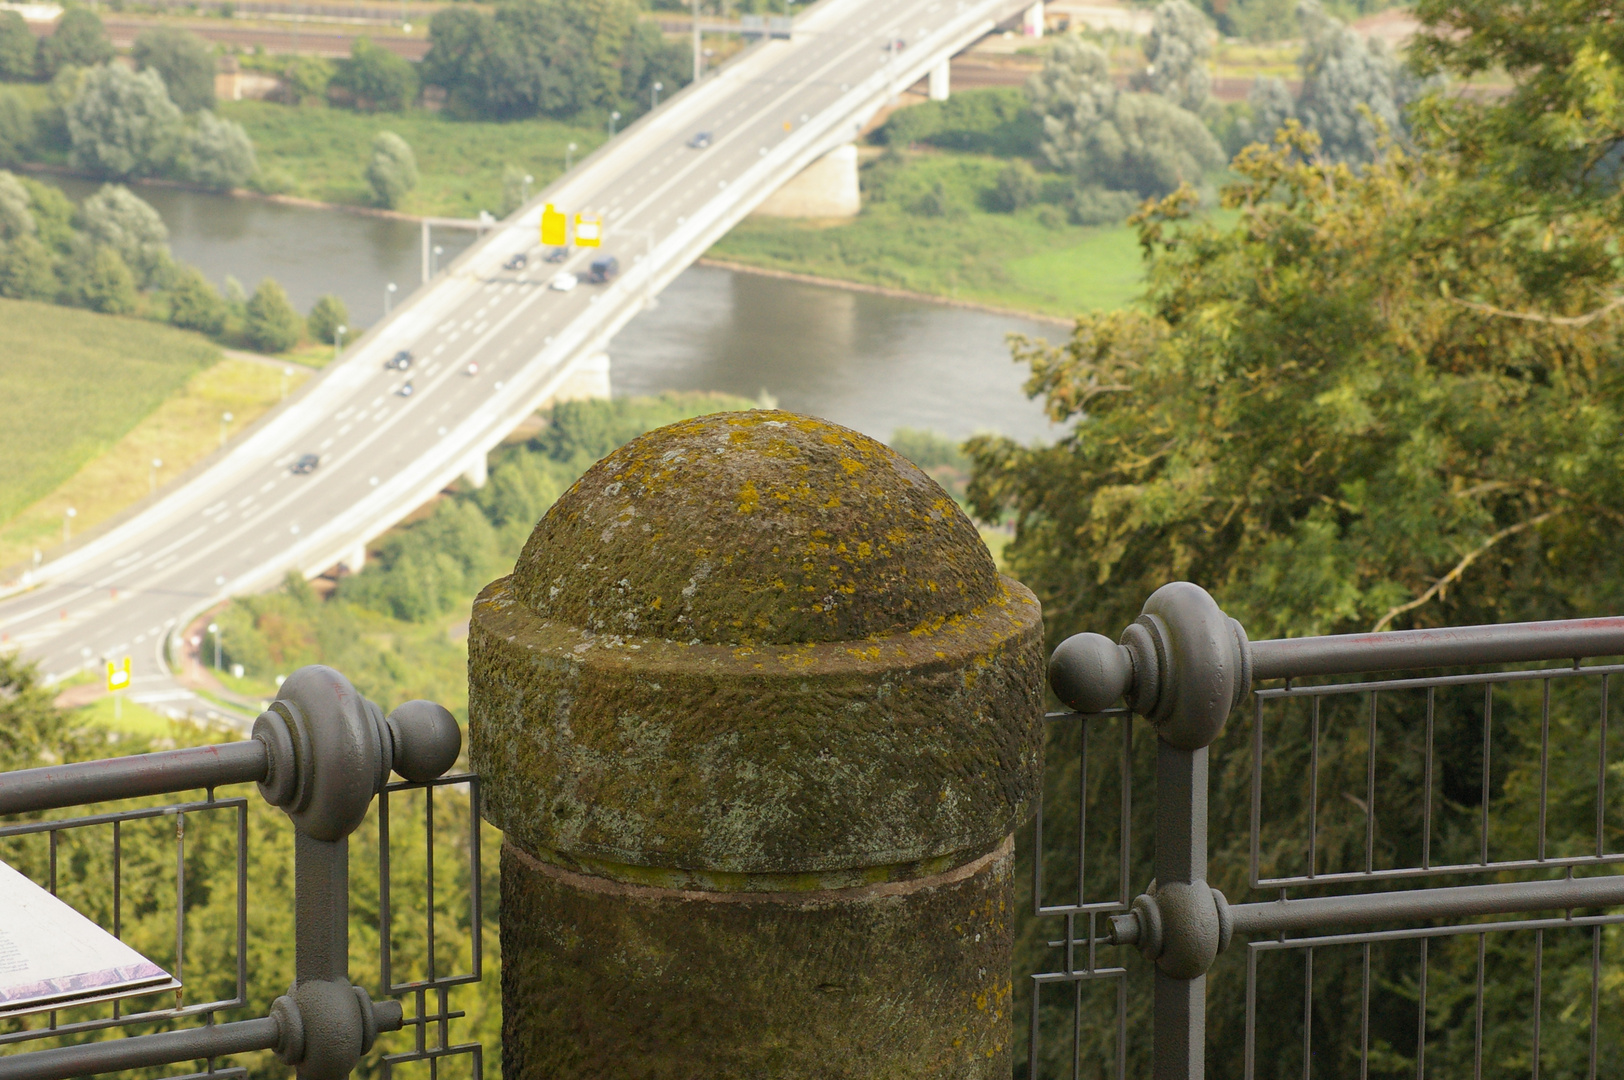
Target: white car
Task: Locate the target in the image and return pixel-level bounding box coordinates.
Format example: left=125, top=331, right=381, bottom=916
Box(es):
left=550, top=272, right=578, bottom=292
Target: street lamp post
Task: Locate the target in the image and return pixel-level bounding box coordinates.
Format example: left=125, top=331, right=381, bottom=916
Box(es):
left=335, top=324, right=347, bottom=359
left=652, top=80, right=663, bottom=109
left=385, top=281, right=397, bottom=314
left=523, top=174, right=533, bottom=202
left=281, top=365, right=294, bottom=400
left=609, top=110, right=621, bottom=137
left=219, top=411, right=234, bottom=449
left=208, top=622, right=221, bottom=671
left=62, top=507, right=76, bottom=544
left=149, top=458, right=162, bottom=495
left=432, top=245, right=444, bottom=276
left=566, top=142, right=578, bottom=170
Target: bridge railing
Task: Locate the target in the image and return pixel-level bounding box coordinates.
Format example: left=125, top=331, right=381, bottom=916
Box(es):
left=1033, top=584, right=1624, bottom=1079
left=0, top=666, right=481, bottom=1080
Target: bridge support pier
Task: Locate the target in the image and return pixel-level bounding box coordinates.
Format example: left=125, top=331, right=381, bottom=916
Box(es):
left=549, top=351, right=611, bottom=404
left=337, top=541, right=366, bottom=574
left=463, top=452, right=489, bottom=489
left=1023, top=0, right=1044, bottom=36
left=928, top=60, right=950, bottom=101
left=751, top=144, right=861, bottom=219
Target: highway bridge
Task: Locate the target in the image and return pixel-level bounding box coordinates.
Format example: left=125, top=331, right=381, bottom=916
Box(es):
left=0, top=0, right=1040, bottom=723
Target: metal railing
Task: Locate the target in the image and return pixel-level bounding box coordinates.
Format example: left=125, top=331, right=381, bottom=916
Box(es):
left=1033, top=583, right=1624, bottom=1080
left=0, top=665, right=482, bottom=1080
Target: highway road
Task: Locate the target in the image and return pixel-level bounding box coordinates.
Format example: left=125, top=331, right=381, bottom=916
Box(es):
left=0, top=0, right=1024, bottom=724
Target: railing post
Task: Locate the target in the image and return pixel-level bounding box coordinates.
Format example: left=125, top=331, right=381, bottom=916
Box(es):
left=1051, top=583, right=1250, bottom=1080
left=468, top=410, right=1047, bottom=1076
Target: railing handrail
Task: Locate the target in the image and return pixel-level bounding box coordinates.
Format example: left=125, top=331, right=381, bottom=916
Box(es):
left=1251, top=615, right=1624, bottom=680
left=0, top=741, right=268, bottom=817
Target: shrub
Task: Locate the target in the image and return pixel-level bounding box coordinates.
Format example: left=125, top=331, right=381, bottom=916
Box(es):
left=78, top=245, right=137, bottom=314
left=330, top=39, right=417, bottom=112
left=132, top=27, right=215, bottom=112
left=0, top=90, right=29, bottom=165
left=187, top=109, right=256, bottom=189
left=0, top=169, right=31, bottom=238
left=365, top=130, right=417, bottom=209
left=0, top=11, right=34, bottom=81
left=0, top=234, right=54, bottom=300
left=38, top=9, right=114, bottom=77
left=1067, top=185, right=1140, bottom=226
left=78, top=184, right=170, bottom=287
left=874, top=88, right=1041, bottom=156
left=168, top=264, right=227, bottom=334
left=244, top=277, right=303, bottom=352
left=281, top=55, right=333, bottom=104
left=306, top=293, right=348, bottom=345
left=1139, top=0, right=1212, bottom=113
left=987, top=160, right=1041, bottom=213
left=66, top=64, right=183, bottom=179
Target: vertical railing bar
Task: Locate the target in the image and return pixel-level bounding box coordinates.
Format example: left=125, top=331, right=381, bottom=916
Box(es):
left=1359, top=941, right=1370, bottom=1080
left=1115, top=963, right=1127, bottom=1080
left=436, top=983, right=450, bottom=1057
left=1474, top=931, right=1486, bottom=1080
left=1588, top=924, right=1600, bottom=1080
left=1245, top=945, right=1258, bottom=1080
left=1598, top=674, right=1609, bottom=860
left=175, top=810, right=186, bottom=1009
left=1065, top=911, right=1075, bottom=977
left=1077, top=720, right=1088, bottom=907
left=235, top=802, right=247, bottom=1003
left=1303, top=946, right=1314, bottom=1080
left=1482, top=685, right=1494, bottom=866
left=1423, top=687, right=1435, bottom=871
left=380, top=785, right=393, bottom=991
left=1071, top=976, right=1080, bottom=1080
left=1119, top=715, right=1131, bottom=908
left=415, top=988, right=426, bottom=1055
left=1416, top=937, right=1428, bottom=1080
left=426, top=783, right=437, bottom=982
left=469, top=779, right=482, bottom=980
left=1087, top=911, right=1097, bottom=976
left=48, top=828, right=57, bottom=894
left=1532, top=927, right=1543, bottom=1080
left=1030, top=978, right=1041, bottom=1080
left=1538, top=679, right=1551, bottom=862
left=1366, top=692, right=1378, bottom=874
left=113, top=818, right=122, bottom=1022
left=1034, top=733, right=1046, bottom=915
left=1309, top=697, right=1320, bottom=879
left=1252, top=694, right=1264, bottom=887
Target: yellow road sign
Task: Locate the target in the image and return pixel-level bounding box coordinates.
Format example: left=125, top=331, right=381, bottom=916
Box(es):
left=106, top=656, right=130, bottom=692
left=575, top=213, right=602, bottom=248
left=541, top=203, right=567, bottom=246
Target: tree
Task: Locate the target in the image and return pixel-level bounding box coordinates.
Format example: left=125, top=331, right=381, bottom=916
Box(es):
left=1140, top=0, right=1212, bottom=113
left=1029, top=38, right=1224, bottom=199
left=20, top=174, right=76, bottom=252
left=0, top=234, right=55, bottom=300
left=0, top=11, right=35, bottom=81
left=168, top=264, right=227, bottom=334
left=38, top=8, right=114, bottom=78
left=281, top=55, right=334, bottom=104
left=66, top=64, right=183, bottom=179
left=1293, top=0, right=1404, bottom=163
left=330, top=38, right=417, bottom=112
left=0, top=168, right=32, bottom=239
left=0, top=90, right=29, bottom=165
left=76, top=245, right=137, bottom=313
left=306, top=292, right=348, bottom=345
left=1245, top=73, right=1296, bottom=145
left=187, top=109, right=256, bottom=189
left=988, top=160, right=1040, bottom=213
left=245, top=277, right=303, bottom=352
left=365, top=130, right=417, bottom=209
left=78, top=183, right=170, bottom=287
left=132, top=27, right=215, bottom=112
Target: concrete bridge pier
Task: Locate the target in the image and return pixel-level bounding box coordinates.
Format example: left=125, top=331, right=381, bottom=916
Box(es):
left=929, top=59, right=950, bottom=101
left=339, top=541, right=366, bottom=574
left=1023, top=0, right=1044, bottom=36
left=549, top=351, right=611, bottom=403
left=462, top=452, right=488, bottom=489
left=752, top=144, right=861, bottom=219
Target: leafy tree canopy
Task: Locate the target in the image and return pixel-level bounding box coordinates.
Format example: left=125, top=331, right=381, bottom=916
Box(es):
left=0, top=11, right=34, bottom=82
left=78, top=183, right=170, bottom=287
left=66, top=64, right=183, bottom=179
left=365, top=130, right=417, bottom=209
left=39, top=8, right=113, bottom=77
left=132, top=27, right=215, bottom=112
left=244, top=277, right=303, bottom=352
left=330, top=38, right=417, bottom=112
left=187, top=109, right=257, bottom=190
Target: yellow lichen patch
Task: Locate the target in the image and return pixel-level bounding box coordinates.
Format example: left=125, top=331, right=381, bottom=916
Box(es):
left=736, top=481, right=761, bottom=514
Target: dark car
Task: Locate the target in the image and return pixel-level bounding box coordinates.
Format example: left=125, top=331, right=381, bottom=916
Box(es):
left=587, top=256, right=620, bottom=283
left=544, top=246, right=570, bottom=263
left=291, top=453, right=320, bottom=475
left=688, top=131, right=713, bottom=149
left=503, top=252, right=528, bottom=271
left=386, top=350, right=412, bottom=371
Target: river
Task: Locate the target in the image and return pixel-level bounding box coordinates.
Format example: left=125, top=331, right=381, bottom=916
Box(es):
left=43, top=178, right=1060, bottom=443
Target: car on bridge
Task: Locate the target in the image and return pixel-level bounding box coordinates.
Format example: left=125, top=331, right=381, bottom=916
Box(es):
left=503, top=252, right=528, bottom=271
left=291, top=453, right=321, bottom=475
left=688, top=132, right=713, bottom=149
left=398, top=381, right=415, bottom=398
left=386, top=350, right=413, bottom=371
left=588, top=256, right=620, bottom=284
left=545, top=246, right=570, bottom=263
left=550, top=271, right=578, bottom=292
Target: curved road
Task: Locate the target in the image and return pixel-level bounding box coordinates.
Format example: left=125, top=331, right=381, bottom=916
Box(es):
left=0, top=0, right=1025, bottom=723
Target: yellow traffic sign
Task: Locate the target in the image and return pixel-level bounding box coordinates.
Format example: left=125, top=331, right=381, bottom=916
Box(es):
left=106, top=656, right=130, bottom=692
left=541, top=203, right=567, bottom=247
left=575, top=213, right=602, bottom=248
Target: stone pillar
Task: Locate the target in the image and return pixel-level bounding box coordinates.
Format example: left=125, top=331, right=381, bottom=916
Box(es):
left=469, top=410, right=1044, bottom=1076
left=929, top=59, right=950, bottom=101
left=1023, top=0, right=1044, bottom=37
left=752, top=143, right=862, bottom=218
left=462, top=451, right=488, bottom=489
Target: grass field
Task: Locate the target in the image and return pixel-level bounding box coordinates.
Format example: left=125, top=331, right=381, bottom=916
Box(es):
left=0, top=336, right=310, bottom=571
left=219, top=102, right=607, bottom=218
left=708, top=149, right=1156, bottom=318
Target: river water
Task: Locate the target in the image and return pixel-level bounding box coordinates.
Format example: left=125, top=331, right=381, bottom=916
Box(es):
left=43, top=177, right=1060, bottom=443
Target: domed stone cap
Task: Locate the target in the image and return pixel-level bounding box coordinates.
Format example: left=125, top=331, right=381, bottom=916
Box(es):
left=509, top=410, right=1000, bottom=645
